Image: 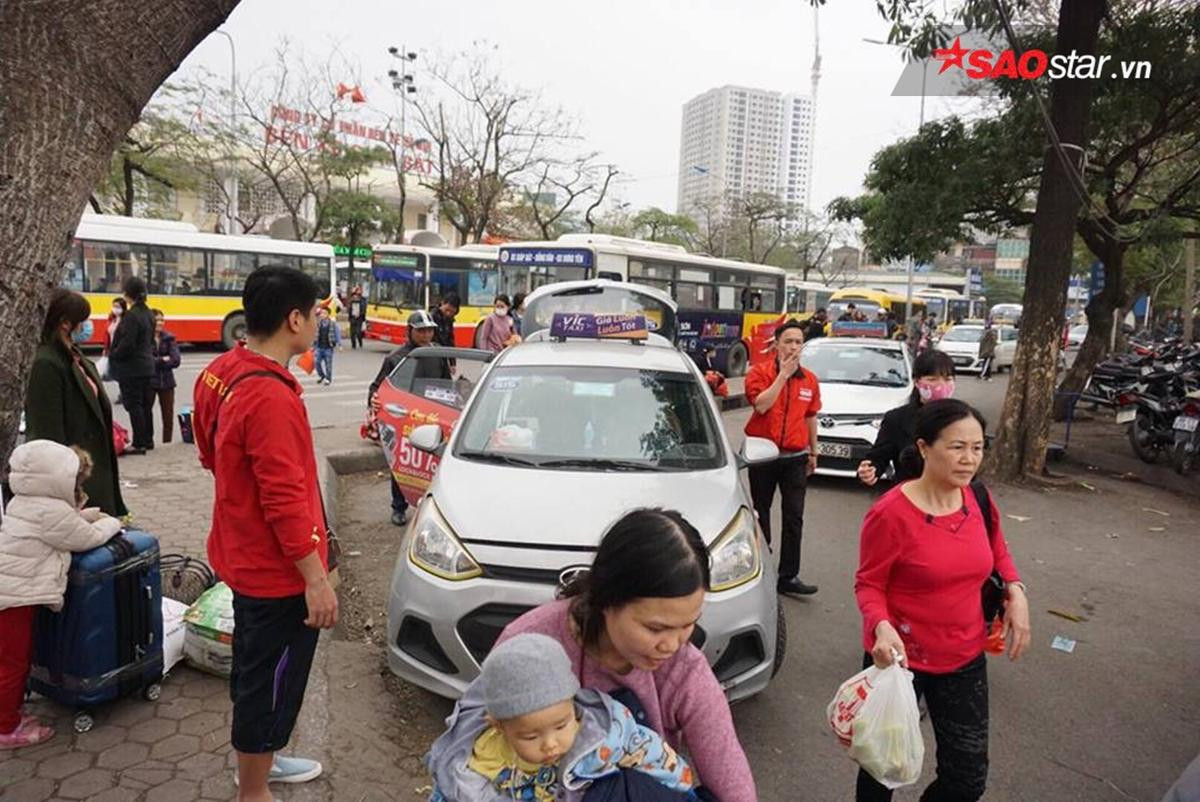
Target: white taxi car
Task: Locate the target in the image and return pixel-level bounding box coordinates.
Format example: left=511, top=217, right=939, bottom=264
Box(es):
left=385, top=280, right=785, bottom=702
left=802, top=335, right=913, bottom=477
left=935, top=324, right=1018, bottom=372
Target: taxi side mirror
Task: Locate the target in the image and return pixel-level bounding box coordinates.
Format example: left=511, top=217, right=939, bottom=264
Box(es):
left=738, top=436, right=779, bottom=469
left=410, top=424, right=445, bottom=456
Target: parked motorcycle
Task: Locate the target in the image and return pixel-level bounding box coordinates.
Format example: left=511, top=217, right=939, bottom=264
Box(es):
left=1171, top=391, right=1200, bottom=475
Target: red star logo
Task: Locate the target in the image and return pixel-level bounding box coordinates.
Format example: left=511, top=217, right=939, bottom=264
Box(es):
left=933, top=36, right=970, bottom=74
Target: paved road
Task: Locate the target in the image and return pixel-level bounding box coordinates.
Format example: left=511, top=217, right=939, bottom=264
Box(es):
left=104, top=341, right=397, bottom=437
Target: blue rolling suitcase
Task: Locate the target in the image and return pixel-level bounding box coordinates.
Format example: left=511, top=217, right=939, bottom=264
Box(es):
left=29, top=530, right=165, bottom=733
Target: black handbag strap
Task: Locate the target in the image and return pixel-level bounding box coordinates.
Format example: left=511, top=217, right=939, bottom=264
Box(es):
left=971, top=480, right=995, bottom=545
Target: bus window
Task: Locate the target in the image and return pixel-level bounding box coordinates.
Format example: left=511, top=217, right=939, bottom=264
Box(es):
left=717, top=285, right=740, bottom=311
left=82, top=241, right=150, bottom=294
left=299, top=257, right=331, bottom=298
left=150, top=247, right=205, bottom=295
left=234, top=252, right=257, bottom=289
left=467, top=269, right=498, bottom=306
left=628, top=260, right=672, bottom=295
left=373, top=267, right=423, bottom=308
left=758, top=289, right=779, bottom=312
left=675, top=282, right=714, bottom=309
left=429, top=263, right=465, bottom=306
left=63, top=244, right=84, bottom=292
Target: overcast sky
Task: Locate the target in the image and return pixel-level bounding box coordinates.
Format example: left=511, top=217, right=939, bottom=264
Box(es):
left=173, top=0, right=966, bottom=216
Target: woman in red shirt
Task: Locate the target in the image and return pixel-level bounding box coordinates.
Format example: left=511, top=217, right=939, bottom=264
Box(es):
left=854, top=399, right=1031, bottom=801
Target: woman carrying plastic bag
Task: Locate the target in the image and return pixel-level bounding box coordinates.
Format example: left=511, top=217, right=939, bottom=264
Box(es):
left=828, top=651, right=923, bottom=790
left=845, top=399, right=1031, bottom=802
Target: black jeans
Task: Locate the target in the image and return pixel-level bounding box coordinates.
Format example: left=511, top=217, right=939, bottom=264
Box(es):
left=118, top=377, right=154, bottom=449
left=349, top=318, right=364, bottom=349
left=856, top=653, right=989, bottom=802
left=390, top=477, right=408, bottom=514
left=748, top=455, right=809, bottom=581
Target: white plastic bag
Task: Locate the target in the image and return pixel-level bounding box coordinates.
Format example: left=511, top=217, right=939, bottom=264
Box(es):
left=96, top=356, right=110, bottom=381
left=827, top=661, right=924, bottom=789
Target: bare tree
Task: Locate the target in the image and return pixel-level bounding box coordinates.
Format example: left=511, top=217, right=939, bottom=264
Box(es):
left=0, top=0, right=238, bottom=467
left=414, top=48, right=576, bottom=243
left=585, top=166, right=620, bottom=233
left=739, top=192, right=792, bottom=263
left=528, top=155, right=614, bottom=241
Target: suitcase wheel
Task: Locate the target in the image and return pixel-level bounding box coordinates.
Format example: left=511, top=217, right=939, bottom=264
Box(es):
left=143, top=684, right=162, bottom=702
left=73, top=713, right=95, bottom=734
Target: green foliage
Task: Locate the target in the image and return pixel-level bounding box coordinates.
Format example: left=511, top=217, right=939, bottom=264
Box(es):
left=319, top=189, right=397, bottom=255
left=630, top=208, right=698, bottom=246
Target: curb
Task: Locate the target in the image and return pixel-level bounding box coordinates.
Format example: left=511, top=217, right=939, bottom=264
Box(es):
left=320, top=445, right=386, bottom=530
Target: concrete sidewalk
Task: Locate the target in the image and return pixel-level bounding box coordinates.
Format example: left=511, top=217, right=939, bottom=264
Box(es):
left=0, top=431, right=425, bottom=802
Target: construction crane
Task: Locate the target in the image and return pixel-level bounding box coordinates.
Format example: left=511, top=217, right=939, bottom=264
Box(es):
left=806, top=2, right=821, bottom=218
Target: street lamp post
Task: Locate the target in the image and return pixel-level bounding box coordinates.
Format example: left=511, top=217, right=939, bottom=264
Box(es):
left=213, top=30, right=238, bottom=235
left=388, top=46, right=418, bottom=238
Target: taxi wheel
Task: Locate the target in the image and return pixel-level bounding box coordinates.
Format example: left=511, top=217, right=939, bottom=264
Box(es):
left=771, top=604, right=788, bottom=678
left=726, top=343, right=748, bottom=377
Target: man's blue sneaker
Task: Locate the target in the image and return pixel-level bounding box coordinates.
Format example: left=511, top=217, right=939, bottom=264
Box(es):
left=235, top=756, right=323, bottom=786
left=269, top=756, right=323, bottom=783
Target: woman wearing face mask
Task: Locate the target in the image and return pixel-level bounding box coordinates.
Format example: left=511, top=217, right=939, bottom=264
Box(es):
left=103, top=297, right=126, bottom=357
left=479, top=293, right=517, bottom=354
left=853, top=399, right=1030, bottom=801
left=490, top=509, right=756, bottom=802
left=857, top=349, right=957, bottom=487
left=23, top=289, right=128, bottom=517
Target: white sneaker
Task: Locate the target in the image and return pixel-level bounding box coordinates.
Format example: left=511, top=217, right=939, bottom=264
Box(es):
left=234, top=755, right=323, bottom=786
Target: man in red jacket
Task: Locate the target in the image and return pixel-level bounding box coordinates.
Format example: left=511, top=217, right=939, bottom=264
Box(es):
left=744, top=319, right=822, bottom=596
left=193, top=266, right=336, bottom=801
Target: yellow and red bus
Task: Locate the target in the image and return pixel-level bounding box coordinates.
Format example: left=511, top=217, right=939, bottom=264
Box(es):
left=496, top=234, right=786, bottom=376
left=365, top=243, right=500, bottom=347
left=63, top=214, right=336, bottom=349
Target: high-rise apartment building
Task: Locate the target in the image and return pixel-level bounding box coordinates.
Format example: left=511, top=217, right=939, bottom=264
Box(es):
left=676, top=85, right=814, bottom=222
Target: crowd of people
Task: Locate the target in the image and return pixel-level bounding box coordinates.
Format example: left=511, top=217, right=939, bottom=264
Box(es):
left=0, top=276, right=1034, bottom=802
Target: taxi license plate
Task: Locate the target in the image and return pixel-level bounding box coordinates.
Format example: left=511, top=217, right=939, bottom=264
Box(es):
left=1115, top=408, right=1137, bottom=425
left=818, top=442, right=852, bottom=459
left=1174, top=415, right=1199, bottom=432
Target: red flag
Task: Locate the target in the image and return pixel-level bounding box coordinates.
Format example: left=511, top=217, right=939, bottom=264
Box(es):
left=336, top=83, right=367, bottom=103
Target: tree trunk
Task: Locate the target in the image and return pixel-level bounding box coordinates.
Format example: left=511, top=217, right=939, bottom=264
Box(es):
left=991, top=0, right=1105, bottom=480
left=1053, top=243, right=1126, bottom=420
left=0, top=0, right=238, bottom=470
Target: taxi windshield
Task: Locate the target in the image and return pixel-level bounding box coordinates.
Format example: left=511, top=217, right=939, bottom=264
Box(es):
left=455, top=366, right=722, bottom=471
left=802, top=344, right=909, bottom=387
left=941, top=327, right=984, bottom=343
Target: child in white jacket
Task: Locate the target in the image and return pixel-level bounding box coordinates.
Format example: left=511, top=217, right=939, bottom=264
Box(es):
left=0, top=440, right=122, bottom=749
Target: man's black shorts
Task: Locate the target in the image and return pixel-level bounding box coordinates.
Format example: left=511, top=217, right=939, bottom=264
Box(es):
left=229, top=592, right=320, bottom=754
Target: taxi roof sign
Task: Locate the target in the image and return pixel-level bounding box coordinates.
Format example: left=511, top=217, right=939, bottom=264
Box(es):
left=831, top=321, right=889, bottom=338
left=550, top=312, right=648, bottom=341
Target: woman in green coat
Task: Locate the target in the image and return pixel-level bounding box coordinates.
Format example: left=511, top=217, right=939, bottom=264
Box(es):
left=24, top=289, right=127, bottom=517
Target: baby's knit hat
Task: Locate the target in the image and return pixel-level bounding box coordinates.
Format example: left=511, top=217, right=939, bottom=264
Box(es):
left=480, top=633, right=580, bottom=720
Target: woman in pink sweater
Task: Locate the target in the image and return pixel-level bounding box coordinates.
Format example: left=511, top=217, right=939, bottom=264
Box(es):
left=496, top=509, right=756, bottom=802
left=854, top=399, right=1031, bottom=802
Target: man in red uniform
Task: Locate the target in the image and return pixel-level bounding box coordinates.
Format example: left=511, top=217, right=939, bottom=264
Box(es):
left=744, top=319, right=822, bottom=596
left=193, top=266, right=337, bottom=801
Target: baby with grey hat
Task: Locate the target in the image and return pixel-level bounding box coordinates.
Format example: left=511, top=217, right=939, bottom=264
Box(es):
left=427, top=633, right=701, bottom=801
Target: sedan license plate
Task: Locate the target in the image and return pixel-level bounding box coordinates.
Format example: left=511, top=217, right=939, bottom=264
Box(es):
left=1115, top=408, right=1137, bottom=425
left=1174, top=415, right=1199, bottom=432
left=818, top=442, right=852, bottom=459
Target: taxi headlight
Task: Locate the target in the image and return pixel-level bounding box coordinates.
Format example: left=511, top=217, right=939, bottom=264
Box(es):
left=709, top=507, right=761, bottom=592
left=408, top=499, right=482, bottom=581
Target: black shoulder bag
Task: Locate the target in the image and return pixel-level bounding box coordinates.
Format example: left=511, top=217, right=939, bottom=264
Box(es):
left=972, top=480, right=1006, bottom=623
left=207, top=369, right=342, bottom=587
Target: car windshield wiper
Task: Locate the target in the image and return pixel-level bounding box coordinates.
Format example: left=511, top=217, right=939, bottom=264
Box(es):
left=537, top=457, right=657, bottom=472
left=849, top=379, right=908, bottom=387
left=457, top=450, right=541, bottom=467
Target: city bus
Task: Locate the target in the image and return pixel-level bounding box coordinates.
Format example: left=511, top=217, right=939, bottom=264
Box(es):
left=827, top=287, right=927, bottom=329
left=365, top=243, right=500, bottom=346
left=64, top=214, right=336, bottom=349
left=915, top=288, right=987, bottom=329
left=497, top=234, right=787, bottom=376
left=989, top=303, right=1023, bottom=326
left=786, top=277, right=835, bottom=319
